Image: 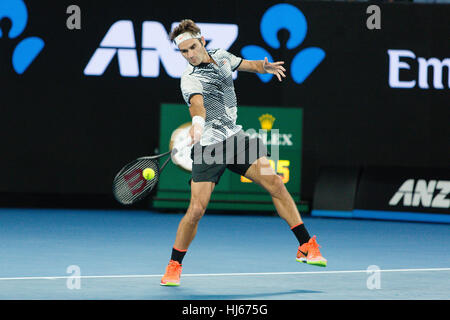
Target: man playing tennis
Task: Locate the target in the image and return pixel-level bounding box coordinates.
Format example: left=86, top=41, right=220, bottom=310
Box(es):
left=161, top=19, right=327, bottom=286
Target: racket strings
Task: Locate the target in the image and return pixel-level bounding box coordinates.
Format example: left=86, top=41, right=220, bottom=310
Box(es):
left=113, top=159, right=160, bottom=204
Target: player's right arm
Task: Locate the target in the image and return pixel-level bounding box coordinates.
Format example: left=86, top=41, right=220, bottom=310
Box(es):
left=188, top=94, right=206, bottom=144
left=181, top=73, right=205, bottom=144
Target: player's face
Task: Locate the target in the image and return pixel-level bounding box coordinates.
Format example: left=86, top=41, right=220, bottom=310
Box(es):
left=178, top=38, right=206, bottom=66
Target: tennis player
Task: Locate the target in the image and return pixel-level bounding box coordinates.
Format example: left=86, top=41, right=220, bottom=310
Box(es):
left=161, top=19, right=327, bottom=286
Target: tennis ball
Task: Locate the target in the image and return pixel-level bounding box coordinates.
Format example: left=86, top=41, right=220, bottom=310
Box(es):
left=142, top=168, right=155, bottom=180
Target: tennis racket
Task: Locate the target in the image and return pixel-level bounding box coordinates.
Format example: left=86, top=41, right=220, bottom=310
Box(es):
left=112, top=137, right=192, bottom=205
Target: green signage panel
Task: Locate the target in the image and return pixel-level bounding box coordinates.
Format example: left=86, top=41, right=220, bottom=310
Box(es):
left=152, top=104, right=307, bottom=212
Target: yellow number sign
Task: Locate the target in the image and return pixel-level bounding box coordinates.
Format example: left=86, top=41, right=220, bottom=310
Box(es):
left=241, top=160, right=290, bottom=184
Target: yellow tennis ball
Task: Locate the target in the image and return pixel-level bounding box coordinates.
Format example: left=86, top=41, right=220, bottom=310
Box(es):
left=142, top=168, right=155, bottom=180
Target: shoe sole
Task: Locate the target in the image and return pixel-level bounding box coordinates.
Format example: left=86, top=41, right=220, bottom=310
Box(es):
left=160, top=282, right=180, bottom=286
left=307, top=260, right=327, bottom=267
left=296, top=258, right=327, bottom=267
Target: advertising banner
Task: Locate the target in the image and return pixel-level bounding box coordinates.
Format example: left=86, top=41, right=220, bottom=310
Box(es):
left=353, top=167, right=450, bottom=223
left=313, top=166, right=450, bottom=223
left=1, top=0, right=448, bottom=207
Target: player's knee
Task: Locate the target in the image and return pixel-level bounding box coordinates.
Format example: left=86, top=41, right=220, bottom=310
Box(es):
left=267, top=174, right=285, bottom=198
left=187, top=199, right=207, bottom=223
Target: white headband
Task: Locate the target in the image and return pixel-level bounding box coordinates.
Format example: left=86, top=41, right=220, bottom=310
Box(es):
left=174, top=32, right=201, bottom=46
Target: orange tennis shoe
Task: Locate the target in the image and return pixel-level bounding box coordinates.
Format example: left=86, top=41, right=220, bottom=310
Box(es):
left=160, top=260, right=182, bottom=286
left=296, top=236, right=327, bottom=267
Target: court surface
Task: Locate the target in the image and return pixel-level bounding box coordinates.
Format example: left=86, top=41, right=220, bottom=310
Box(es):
left=0, top=208, right=449, bottom=299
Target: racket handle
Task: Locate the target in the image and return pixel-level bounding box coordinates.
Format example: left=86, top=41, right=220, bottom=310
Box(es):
left=172, top=136, right=192, bottom=155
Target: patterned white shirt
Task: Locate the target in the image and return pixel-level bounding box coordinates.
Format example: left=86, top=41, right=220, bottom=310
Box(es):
left=180, top=48, right=243, bottom=146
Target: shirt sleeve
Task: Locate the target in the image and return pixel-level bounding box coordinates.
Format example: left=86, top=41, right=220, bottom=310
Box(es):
left=180, top=74, right=203, bottom=106
left=219, top=49, right=243, bottom=71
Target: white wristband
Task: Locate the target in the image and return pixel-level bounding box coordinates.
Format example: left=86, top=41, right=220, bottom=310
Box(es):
left=192, top=116, right=205, bottom=129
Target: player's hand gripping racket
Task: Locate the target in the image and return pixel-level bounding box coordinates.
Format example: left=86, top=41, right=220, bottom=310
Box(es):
left=112, top=136, right=192, bottom=205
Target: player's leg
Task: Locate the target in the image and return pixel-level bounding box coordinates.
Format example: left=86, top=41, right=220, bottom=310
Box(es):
left=174, top=181, right=215, bottom=251
left=243, top=156, right=301, bottom=227
left=161, top=138, right=225, bottom=286
left=243, top=156, right=327, bottom=267
left=160, top=181, right=215, bottom=286
left=226, top=132, right=302, bottom=227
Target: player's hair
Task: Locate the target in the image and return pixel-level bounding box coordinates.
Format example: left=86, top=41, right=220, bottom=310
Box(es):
left=169, top=19, right=201, bottom=42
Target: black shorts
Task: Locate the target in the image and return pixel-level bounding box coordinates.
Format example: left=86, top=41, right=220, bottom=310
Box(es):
left=189, top=130, right=269, bottom=186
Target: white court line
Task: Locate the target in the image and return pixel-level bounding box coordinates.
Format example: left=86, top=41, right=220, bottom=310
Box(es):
left=0, top=268, right=449, bottom=281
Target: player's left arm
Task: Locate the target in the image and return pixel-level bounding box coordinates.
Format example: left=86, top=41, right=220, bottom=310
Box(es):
left=237, top=57, right=286, bottom=81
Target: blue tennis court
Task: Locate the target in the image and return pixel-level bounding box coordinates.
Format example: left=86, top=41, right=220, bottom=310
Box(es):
left=0, top=208, right=448, bottom=299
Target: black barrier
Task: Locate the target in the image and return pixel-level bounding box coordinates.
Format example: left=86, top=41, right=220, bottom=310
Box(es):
left=1, top=1, right=449, bottom=207
left=353, top=166, right=450, bottom=222
left=313, top=166, right=450, bottom=223
left=312, top=166, right=360, bottom=217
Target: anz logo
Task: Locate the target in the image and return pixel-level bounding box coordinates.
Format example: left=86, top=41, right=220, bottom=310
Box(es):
left=389, top=179, right=450, bottom=209
left=84, top=4, right=324, bottom=84
left=241, top=4, right=325, bottom=84
left=84, top=21, right=238, bottom=78
left=0, top=0, right=44, bottom=74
